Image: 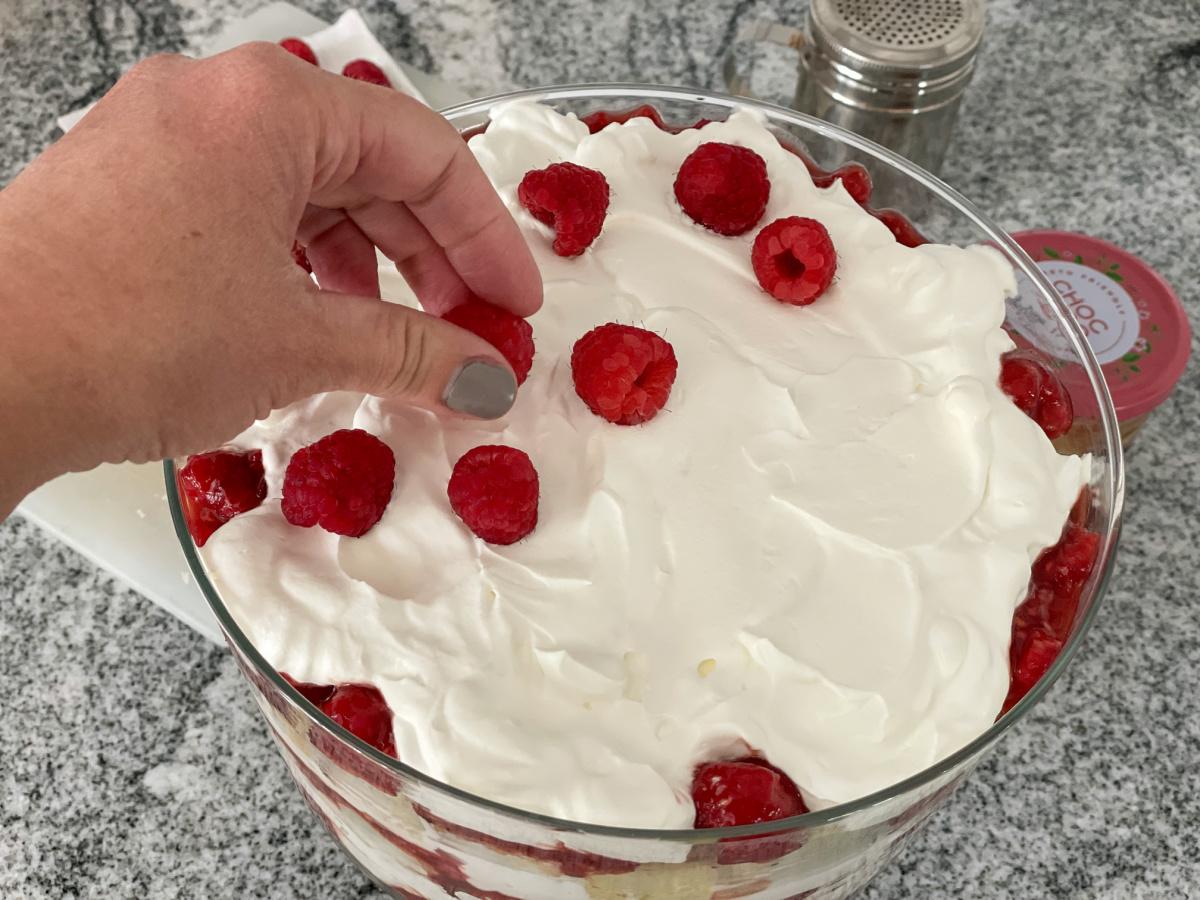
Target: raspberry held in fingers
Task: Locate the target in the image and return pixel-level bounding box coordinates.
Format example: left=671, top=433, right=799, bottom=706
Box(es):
left=281, top=429, right=395, bottom=537
left=341, top=59, right=391, bottom=87
left=442, top=297, right=535, bottom=386
left=448, top=445, right=539, bottom=545
left=571, top=324, right=678, bottom=425
left=279, top=38, right=318, bottom=66
left=751, top=217, right=838, bottom=305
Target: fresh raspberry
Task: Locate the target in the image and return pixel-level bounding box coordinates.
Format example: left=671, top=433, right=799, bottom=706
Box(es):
left=342, top=59, right=391, bottom=87
left=282, top=429, right=396, bottom=537
left=751, top=217, right=838, bottom=305
left=518, top=162, right=610, bottom=257
left=999, top=353, right=1075, bottom=439
left=322, top=684, right=397, bottom=757
left=442, top=297, right=535, bottom=385
left=447, top=445, right=539, bottom=545
left=279, top=37, right=318, bottom=66
left=673, top=142, right=770, bottom=236
left=281, top=672, right=335, bottom=708
left=178, top=449, right=267, bottom=546
left=291, top=240, right=312, bottom=274
left=692, top=757, right=809, bottom=829
left=812, top=163, right=873, bottom=205
left=571, top=324, right=678, bottom=426
left=871, top=208, right=929, bottom=248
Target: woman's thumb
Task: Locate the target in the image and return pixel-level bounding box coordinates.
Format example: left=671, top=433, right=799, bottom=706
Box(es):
left=293, top=289, right=518, bottom=419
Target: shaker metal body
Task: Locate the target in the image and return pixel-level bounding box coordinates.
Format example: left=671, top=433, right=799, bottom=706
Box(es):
left=794, top=0, right=985, bottom=175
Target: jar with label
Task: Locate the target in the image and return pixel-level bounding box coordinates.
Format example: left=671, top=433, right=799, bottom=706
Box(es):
left=1006, top=229, right=1192, bottom=452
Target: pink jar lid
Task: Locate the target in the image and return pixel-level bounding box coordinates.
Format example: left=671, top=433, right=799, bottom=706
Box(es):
left=1009, top=229, right=1192, bottom=421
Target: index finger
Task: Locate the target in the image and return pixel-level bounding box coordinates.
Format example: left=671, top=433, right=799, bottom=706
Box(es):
left=295, top=63, right=542, bottom=317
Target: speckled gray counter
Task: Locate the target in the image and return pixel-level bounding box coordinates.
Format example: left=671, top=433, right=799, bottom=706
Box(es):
left=2, top=1, right=1199, bottom=897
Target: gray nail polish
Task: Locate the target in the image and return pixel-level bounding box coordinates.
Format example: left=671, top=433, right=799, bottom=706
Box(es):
left=442, top=359, right=517, bottom=419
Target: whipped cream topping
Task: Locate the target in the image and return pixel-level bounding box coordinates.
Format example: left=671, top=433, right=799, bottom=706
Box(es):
left=201, top=101, right=1091, bottom=829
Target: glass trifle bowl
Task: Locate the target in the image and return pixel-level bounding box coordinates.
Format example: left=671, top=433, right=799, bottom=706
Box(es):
left=165, top=84, right=1124, bottom=900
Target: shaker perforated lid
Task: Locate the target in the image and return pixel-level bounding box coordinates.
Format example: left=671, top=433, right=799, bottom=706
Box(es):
left=809, top=0, right=985, bottom=80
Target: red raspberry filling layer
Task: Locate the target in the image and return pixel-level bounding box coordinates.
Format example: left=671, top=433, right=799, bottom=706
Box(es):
left=581, top=104, right=669, bottom=134
left=281, top=673, right=336, bottom=708
left=571, top=324, right=678, bottom=426
left=323, top=684, right=397, bottom=757
left=778, top=141, right=927, bottom=246
left=518, top=162, right=610, bottom=257
left=872, top=208, right=929, bottom=248
left=673, top=142, right=771, bottom=236
left=1002, top=521, right=1100, bottom=714
left=179, top=449, right=267, bottom=547
left=279, top=37, right=318, bottom=66
left=448, top=445, right=539, bottom=545
left=751, top=216, right=838, bottom=305
left=283, top=675, right=398, bottom=757
left=999, top=352, right=1075, bottom=439
left=811, top=163, right=873, bottom=206
left=442, top=297, right=535, bottom=386
left=282, top=429, right=396, bottom=537
left=691, top=757, right=809, bottom=829
left=342, top=59, right=391, bottom=87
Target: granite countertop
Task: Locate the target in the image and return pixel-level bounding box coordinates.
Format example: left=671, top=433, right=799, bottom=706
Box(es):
left=2, top=0, right=1198, bottom=897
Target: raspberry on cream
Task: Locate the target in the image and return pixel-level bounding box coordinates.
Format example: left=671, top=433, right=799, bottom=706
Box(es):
left=199, top=101, right=1091, bottom=829
left=571, top=323, right=678, bottom=425
left=518, top=161, right=610, bottom=257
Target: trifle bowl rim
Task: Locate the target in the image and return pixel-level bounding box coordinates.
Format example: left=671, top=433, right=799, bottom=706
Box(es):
left=164, top=81, right=1125, bottom=843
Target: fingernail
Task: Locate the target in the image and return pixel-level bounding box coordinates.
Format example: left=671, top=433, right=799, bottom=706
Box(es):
left=442, top=359, right=517, bottom=419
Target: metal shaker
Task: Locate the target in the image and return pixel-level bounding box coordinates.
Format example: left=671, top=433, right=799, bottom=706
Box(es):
left=724, top=0, right=986, bottom=176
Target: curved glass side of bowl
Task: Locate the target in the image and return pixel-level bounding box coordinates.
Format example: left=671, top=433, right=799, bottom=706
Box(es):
left=164, top=85, right=1124, bottom=900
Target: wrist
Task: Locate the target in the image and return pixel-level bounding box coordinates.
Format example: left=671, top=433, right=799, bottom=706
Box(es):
left=0, top=209, right=85, bottom=515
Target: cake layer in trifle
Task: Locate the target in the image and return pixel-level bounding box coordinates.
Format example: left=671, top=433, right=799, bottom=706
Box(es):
left=195, top=101, right=1090, bottom=829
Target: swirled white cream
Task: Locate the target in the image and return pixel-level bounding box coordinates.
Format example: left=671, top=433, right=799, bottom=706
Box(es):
left=201, top=102, right=1090, bottom=828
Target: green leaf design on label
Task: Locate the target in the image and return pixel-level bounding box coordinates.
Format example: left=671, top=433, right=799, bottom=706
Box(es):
left=1044, top=247, right=1061, bottom=259
left=1152, top=325, right=1160, bottom=332
left=1129, top=364, right=1142, bottom=373
left=1105, top=271, right=1124, bottom=283
left=1110, top=263, right=1120, bottom=270
left=1074, top=254, right=1084, bottom=264
left=1122, top=352, right=1141, bottom=362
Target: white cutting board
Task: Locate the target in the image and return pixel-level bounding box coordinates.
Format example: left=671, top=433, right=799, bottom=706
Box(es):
left=17, top=3, right=471, bottom=645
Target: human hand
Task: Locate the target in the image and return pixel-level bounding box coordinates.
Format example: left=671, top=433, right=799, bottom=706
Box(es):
left=0, top=43, right=541, bottom=516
